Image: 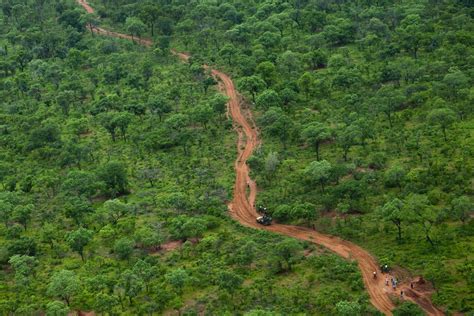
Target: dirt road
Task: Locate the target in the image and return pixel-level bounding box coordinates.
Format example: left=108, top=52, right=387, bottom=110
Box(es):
left=76, top=1, right=443, bottom=314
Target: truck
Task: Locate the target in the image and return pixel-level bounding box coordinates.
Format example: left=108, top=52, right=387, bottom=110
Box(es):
left=256, top=214, right=272, bottom=225
left=256, top=205, right=272, bottom=225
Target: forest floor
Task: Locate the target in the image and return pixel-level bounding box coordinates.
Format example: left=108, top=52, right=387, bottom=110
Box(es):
left=76, top=0, right=444, bottom=314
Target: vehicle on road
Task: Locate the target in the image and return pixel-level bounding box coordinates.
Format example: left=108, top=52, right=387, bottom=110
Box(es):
left=256, top=205, right=272, bottom=225
left=256, top=214, right=272, bottom=225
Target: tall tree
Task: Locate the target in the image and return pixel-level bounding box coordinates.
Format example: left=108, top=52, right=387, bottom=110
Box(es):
left=305, top=160, right=332, bottom=192
left=373, top=85, right=404, bottom=128
left=427, top=108, right=456, bottom=142
left=125, top=17, right=147, bottom=42
left=302, top=122, right=331, bottom=161
left=380, top=198, right=406, bottom=241
left=258, top=107, right=293, bottom=148
left=98, top=161, right=128, bottom=197
left=238, top=76, right=266, bottom=103
left=47, top=270, right=80, bottom=306
left=66, top=228, right=93, bottom=261
left=12, top=204, right=33, bottom=230
left=404, top=194, right=437, bottom=246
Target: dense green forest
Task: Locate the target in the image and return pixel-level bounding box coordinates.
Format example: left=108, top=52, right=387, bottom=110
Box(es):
left=88, top=0, right=473, bottom=313
left=0, top=0, right=392, bottom=315
left=0, top=0, right=473, bottom=314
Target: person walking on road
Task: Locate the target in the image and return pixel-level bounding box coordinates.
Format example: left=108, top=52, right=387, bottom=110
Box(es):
left=385, top=276, right=389, bottom=286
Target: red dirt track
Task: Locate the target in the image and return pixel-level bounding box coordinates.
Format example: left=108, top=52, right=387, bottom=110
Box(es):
left=76, top=1, right=444, bottom=314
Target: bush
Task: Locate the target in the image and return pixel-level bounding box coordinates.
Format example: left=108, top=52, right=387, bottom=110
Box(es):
left=392, top=302, right=425, bottom=316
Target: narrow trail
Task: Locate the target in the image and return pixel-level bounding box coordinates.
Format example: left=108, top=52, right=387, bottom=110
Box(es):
left=76, top=1, right=443, bottom=314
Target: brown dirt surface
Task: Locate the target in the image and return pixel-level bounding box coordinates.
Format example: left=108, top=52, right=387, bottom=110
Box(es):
left=160, top=240, right=183, bottom=251
left=76, top=1, right=444, bottom=314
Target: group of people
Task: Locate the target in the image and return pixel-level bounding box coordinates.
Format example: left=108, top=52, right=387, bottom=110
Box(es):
left=374, top=264, right=413, bottom=300
left=386, top=276, right=398, bottom=290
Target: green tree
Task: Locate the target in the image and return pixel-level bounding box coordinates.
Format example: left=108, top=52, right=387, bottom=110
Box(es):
left=450, top=196, right=472, bottom=223
left=147, top=96, right=172, bottom=121
left=292, top=202, right=318, bottom=227
left=384, top=165, right=406, bottom=190
left=40, top=223, right=59, bottom=249
left=427, top=108, right=456, bottom=142
left=0, top=200, right=13, bottom=228
left=118, top=269, right=144, bottom=305
left=193, top=103, right=213, bottom=129
left=217, top=270, right=243, bottom=293
left=98, top=161, right=128, bottom=197
left=304, top=49, right=327, bottom=69
left=234, top=240, right=257, bottom=267
left=442, top=69, right=469, bottom=101
left=8, top=255, right=37, bottom=288
left=45, top=301, right=69, bottom=316
left=56, top=90, right=75, bottom=115
left=380, top=198, right=406, bottom=241
left=169, top=216, right=206, bottom=241
left=273, top=239, right=302, bottom=272
left=98, top=112, right=119, bottom=141
left=80, top=13, right=98, bottom=34
left=47, top=270, right=80, bottom=306
left=264, top=152, right=280, bottom=183
left=323, top=18, right=354, bottom=46
left=113, top=112, right=133, bottom=140
left=12, top=204, right=33, bottom=231
left=209, top=94, right=228, bottom=117
left=101, top=199, right=131, bottom=225
left=305, top=160, right=332, bottom=192
left=335, top=301, right=362, bottom=316
left=374, top=85, right=404, bottom=128
left=277, top=50, right=302, bottom=77
left=404, top=194, right=437, bottom=246
left=134, top=226, right=163, bottom=250
left=66, top=228, right=93, bottom=261
left=298, top=72, right=313, bottom=100
left=238, top=76, right=266, bottom=103
left=256, top=61, right=276, bottom=86
left=28, top=123, right=61, bottom=150
left=165, top=113, right=193, bottom=154
left=202, top=76, right=217, bottom=94
left=256, top=89, right=281, bottom=110
left=258, top=31, right=281, bottom=49
left=64, top=197, right=93, bottom=225
left=139, top=4, right=160, bottom=36
left=258, top=107, right=293, bottom=148
left=114, top=237, right=135, bottom=260
left=93, top=293, right=118, bottom=315
left=219, top=43, right=236, bottom=65
left=302, top=123, right=331, bottom=161
left=397, top=14, right=427, bottom=59
left=8, top=236, right=37, bottom=256
left=132, top=260, right=157, bottom=293
left=165, top=268, right=188, bottom=294
left=137, top=167, right=161, bottom=187
left=125, top=17, right=146, bottom=42
left=337, top=124, right=362, bottom=161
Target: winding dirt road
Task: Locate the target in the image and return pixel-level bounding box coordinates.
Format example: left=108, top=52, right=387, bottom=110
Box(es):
left=76, top=1, right=443, bottom=314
